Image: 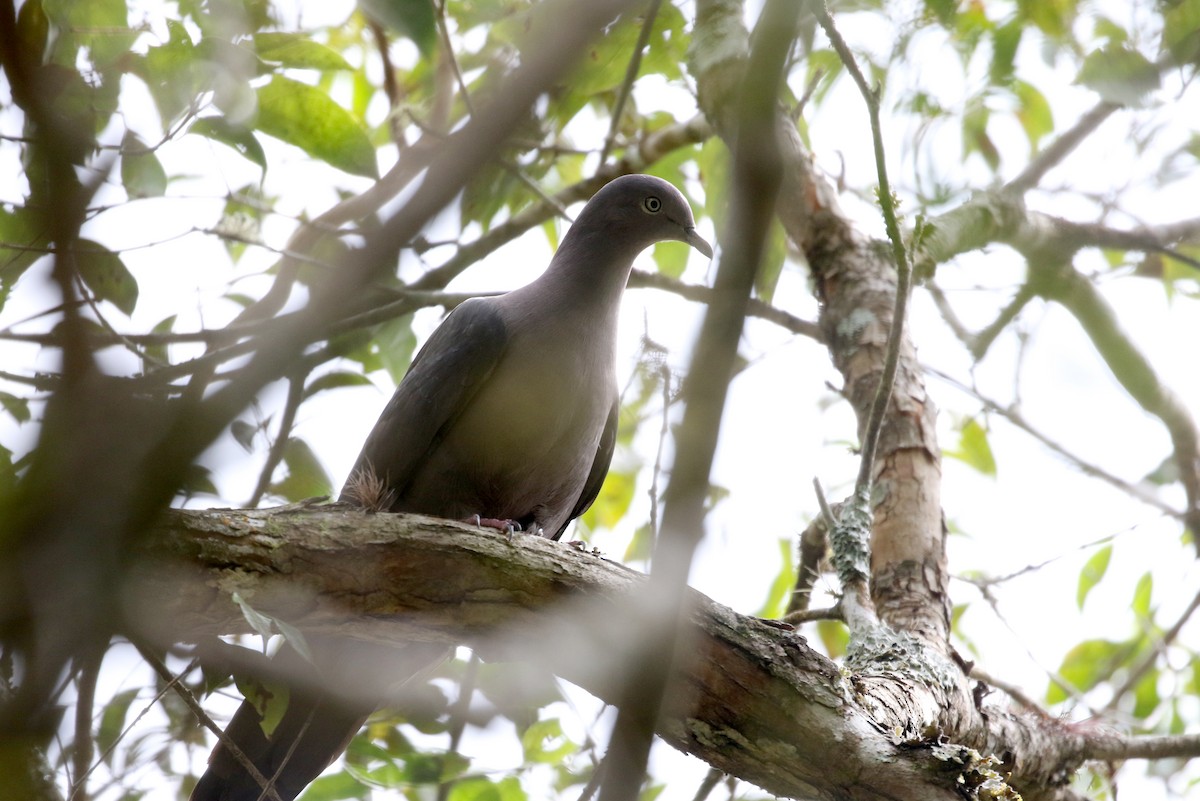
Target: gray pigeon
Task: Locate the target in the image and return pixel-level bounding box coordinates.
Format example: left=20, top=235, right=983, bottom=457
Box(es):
left=191, top=174, right=712, bottom=801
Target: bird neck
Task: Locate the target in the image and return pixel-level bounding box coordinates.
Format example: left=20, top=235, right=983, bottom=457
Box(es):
left=536, top=225, right=640, bottom=318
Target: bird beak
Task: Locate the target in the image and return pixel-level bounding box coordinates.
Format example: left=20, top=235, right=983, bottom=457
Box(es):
left=684, top=226, right=714, bottom=259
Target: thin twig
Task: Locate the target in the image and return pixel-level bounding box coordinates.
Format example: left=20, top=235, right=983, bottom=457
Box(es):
left=1004, top=101, right=1119, bottom=194
left=813, top=2, right=913, bottom=495
left=1102, top=584, right=1200, bottom=714
left=247, top=367, right=311, bottom=507
left=599, top=0, right=663, bottom=165
left=926, top=366, right=1183, bottom=519
left=135, top=644, right=285, bottom=801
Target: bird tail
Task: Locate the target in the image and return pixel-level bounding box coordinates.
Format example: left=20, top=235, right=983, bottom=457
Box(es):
left=190, top=638, right=449, bottom=801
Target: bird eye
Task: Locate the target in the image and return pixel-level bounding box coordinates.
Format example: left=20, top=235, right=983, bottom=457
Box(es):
left=642, top=196, right=662, bottom=213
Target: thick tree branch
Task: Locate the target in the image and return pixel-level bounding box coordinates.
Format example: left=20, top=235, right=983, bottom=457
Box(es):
left=131, top=507, right=1116, bottom=801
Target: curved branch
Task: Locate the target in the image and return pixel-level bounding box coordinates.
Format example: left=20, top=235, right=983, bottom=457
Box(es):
left=132, top=507, right=1098, bottom=801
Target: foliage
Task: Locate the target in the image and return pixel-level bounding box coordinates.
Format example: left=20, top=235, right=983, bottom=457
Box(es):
left=1, top=0, right=1199, bottom=799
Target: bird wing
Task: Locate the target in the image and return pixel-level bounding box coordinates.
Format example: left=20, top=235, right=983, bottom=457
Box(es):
left=342, top=298, right=508, bottom=505
left=554, top=394, right=618, bottom=540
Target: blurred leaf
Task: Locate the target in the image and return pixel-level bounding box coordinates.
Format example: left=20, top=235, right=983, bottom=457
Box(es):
left=121, top=132, right=168, bottom=199
left=376, top=314, right=417, bottom=385
left=521, top=718, right=576, bottom=764
left=43, top=0, right=136, bottom=68
left=1013, top=80, right=1054, bottom=152
left=1076, top=45, right=1160, bottom=106
left=301, top=771, right=370, bottom=800
left=236, top=673, right=289, bottom=738
left=304, top=370, right=374, bottom=399
left=754, top=219, right=787, bottom=304
left=0, top=391, right=30, bottom=424
left=1016, top=0, right=1076, bottom=40
left=275, top=619, right=314, bottom=664
left=582, top=467, right=636, bottom=532
left=232, top=591, right=277, bottom=643
left=1076, top=544, right=1112, bottom=610
left=179, top=463, right=218, bottom=498
left=652, top=239, right=689, bottom=279
left=924, top=0, right=956, bottom=27
left=189, top=117, right=268, bottom=172
left=944, top=417, right=996, bottom=477
left=143, top=314, right=177, bottom=370
left=989, top=21, right=1022, bottom=85
left=254, top=33, right=353, bottom=71
left=816, top=619, right=848, bottom=659
left=0, top=205, right=46, bottom=290
left=231, top=420, right=259, bottom=452
left=963, top=100, right=999, bottom=171
left=134, top=19, right=204, bottom=122
left=1163, top=0, right=1200, bottom=65
left=97, top=687, right=140, bottom=761
left=1131, top=666, right=1161, bottom=720
left=270, top=437, right=333, bottom=501
left=16, top=1, right=49, bottom=74
left=1048, top=639, right=1124, bottom=704
left=255, top=76, right=379, bottom=178
left=75, top=238, right=139, bottom=315
left=756, top=538, right=797, bottom=619
left=448, top=776, right=525, bottom=801
left=624, top=522, right=655, bottom=563
left=1132, top=571, right=1153, bottom=619
left=359, top=0, right=437, bottom=58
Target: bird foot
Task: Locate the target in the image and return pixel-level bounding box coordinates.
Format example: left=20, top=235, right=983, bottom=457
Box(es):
left=469, top=515, right=523, bottom=541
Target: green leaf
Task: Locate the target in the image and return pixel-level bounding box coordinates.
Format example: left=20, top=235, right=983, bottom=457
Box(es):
left=581, top=467, right=636, bottom=532
left=945, top=417, right=997, bottom=477
left=75, top=238, right=138, bottom=315
left=0, top=391, right=30, bottom=424
left=301, top=771, right=370, bottom=801
left=254, top=76, right=378, bottom=178
left=359, top=0, right=437, bottom=58
left=269, top=437, right=333, bottom=501
left=816, top=619, right=848, bottom=659
left=652, top=239, right=689, bottom=279
left=97, top=688, right=140, bottom=761
left=1131, top=666, right=1161, bottom=720
left=143, top=314, right=176, bottom=369
left=623, top=522, right=654, bottom=563
left=521, top=718, right=577, bottom=764
left=754, top=219, right=787, bottom=304
left=254, top=33, right=353, bottom=71
left=1013, top=80, right=1054, bottom=152
left=0, top=204, right=46, bottom=291
left=376, top=314, right=417, bottom=385
left=1163, top=0, right=1200, bottom=65
left=121, top=133, right=168, bottom=199
left=989, top=21, right=1022, bottom=85
left=1132, top=571, right=1153, bottom=619
left=236, top=673, right=290, bottom=738
left=1076, top=45, right=1161, bottom=106
left=1076, top=544, right=1112, bottom=610
left=232, top=592, right=277, bottom=643
left=188, top=117, right=268, bottom=172
left=1048, top=639, right=1123, bottom=704
left=755, top=538, right=798, bottom=619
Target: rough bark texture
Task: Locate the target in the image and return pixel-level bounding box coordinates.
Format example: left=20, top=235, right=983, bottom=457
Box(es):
left=133, top=507, right=1091, bottom=800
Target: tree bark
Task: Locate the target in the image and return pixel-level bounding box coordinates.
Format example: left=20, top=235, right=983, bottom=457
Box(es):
left=133, top=507, right=1090, bottom=801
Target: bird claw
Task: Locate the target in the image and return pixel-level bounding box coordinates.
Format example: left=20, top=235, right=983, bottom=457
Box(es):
left=469, top=516, right=523, bottom=541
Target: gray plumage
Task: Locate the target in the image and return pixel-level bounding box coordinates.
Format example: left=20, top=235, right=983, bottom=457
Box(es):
left=191, top=174, right=711, bottom=801
left=343, top=173, right=712, bottom=537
